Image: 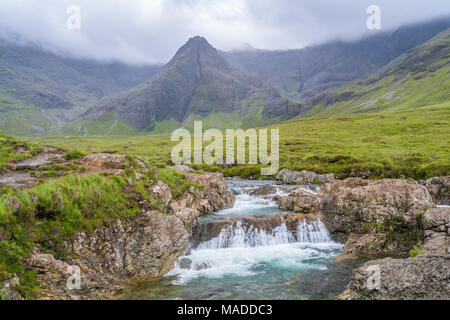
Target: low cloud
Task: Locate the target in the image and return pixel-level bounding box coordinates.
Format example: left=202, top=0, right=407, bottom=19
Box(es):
left=0, top=0, right=448, bottom=64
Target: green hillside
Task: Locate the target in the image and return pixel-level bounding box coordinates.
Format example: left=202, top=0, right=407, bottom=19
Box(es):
left=35, top=100, right=449, bottom=180
left=305, top=29, right=450, bottom=117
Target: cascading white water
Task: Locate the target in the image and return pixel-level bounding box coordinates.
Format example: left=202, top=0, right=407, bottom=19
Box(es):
left=198, top=222, right=295, bottom=249
left=297, top=219, right=332, bottom=243
left=165, top=180, right=344, bottom=291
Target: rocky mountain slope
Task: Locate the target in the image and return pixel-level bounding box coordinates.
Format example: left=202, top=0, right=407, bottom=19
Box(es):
left=0, top=40, right=162, bottom=135
left=222, top=17, right=450, bottom=101
left=74, top=36, right=305, bottom=134
left=0, top=17, right=448, bottom=136
left=305, top=28, right=450, bottom=116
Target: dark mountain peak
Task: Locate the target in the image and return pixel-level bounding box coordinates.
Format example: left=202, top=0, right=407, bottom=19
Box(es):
left=167, top=36, right=230, bottom=71
left=185, top=35, right=210, bottom=47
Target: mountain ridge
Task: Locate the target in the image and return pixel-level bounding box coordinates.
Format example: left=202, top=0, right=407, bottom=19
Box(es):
left=77, top=36, right=305, bottom=133
left=222, top=16, right=450, bottom=101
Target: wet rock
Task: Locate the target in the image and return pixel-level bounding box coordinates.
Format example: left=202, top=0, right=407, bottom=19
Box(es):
left=340, top=255, right=450, bottom=300
left=190, top=212, right=321, bottom=247
left=318, top=178, right=433, bottom=257
left=24, top=171, right=233, bottom=300
left=276, top=169, right=335, bottom=185
left=123, top=211, right=190, bottom=279
left=169, top=173, right=235, bottom=228
left=179, top=258, right=192, bottom=269
left=319, top=178, right=433, bottom=236
left=276, top=188, right=318, bottom=213
left=194, top=263, right=208, bottom=271
left=7, top=153, right=64, bottom=171
left=420, top=176, right=449, bottom=205
left=421, top=207, right=449, bottom=255
left=250, top=184, right=277, bottom=196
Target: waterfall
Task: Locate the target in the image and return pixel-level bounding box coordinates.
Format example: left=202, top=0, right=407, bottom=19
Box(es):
left=198, top=221, right=295, bottom=249
left=297, top=219, right=332, bottom=243
left=197, top=219, right=333, bottom=249
left=165, top=180, right=343, bottom=290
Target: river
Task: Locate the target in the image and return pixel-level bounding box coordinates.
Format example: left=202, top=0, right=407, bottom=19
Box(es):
left=121, top=180, right=358, bottom=300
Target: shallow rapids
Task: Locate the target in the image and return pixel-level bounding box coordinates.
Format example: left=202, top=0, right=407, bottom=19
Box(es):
left=122, top=180, right=355, bottom=300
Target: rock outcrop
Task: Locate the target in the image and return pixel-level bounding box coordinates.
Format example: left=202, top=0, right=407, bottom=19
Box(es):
left=19, top=171, right=235, bottom=300
left=276, top=187, right=319, bottom=213
left=250, top=184, right=277, bottom=196
left=421, top=207, right=449, bottom=255
left=319, top=178, right=433, bottom=235
left=318, top=178, right=433, bottom=256
left=420, top=176, right=449, bottom=205
left=169, top=172, right=235, bottom=229
left=340, top=255, right=450, bottom=300
left=316, top=178, right=450, bottom=300
left=276, top=169, right=335, bottom=185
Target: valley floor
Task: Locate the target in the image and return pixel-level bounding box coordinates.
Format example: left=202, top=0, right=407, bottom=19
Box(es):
left=31, top=102, right=450, bottom=180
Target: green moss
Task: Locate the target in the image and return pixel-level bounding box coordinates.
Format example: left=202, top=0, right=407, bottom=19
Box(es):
left=65, top=150, right=85, bottom=160
left=312, top=178, right=323, bottom=185
left=0, top=134, right=42, bottom=170
left=157, top=167, right=200, bottom=198
left=409, top=246, right=425, bottom=257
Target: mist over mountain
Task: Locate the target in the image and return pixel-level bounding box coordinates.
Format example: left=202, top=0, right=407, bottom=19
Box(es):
left=0, top=40, right=162, bottom=135
left=0, top=17, right=449, bottom=136
left=79, top=36, right=305, bottom=133
left=222, top=17, right=450, bottom=100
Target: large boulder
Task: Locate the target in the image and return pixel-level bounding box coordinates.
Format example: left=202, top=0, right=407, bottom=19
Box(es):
left=420, top=176, right=449, bottom=205
left=340, top=255, right=450, bottom=300
left=169, top=172, right=235, bottom=228
left=318, top=178, right=433, bottom=256
left=276, top=187, right=319, bottom=213
left=319, top=178, right=433, bottom=236
left=250, top=184, right=277, bottom=196
left=276, top=169, right=335, bottom=185
left=27, top=212, right=191, bottom=300
left=123, top=211, right=190, bottom=279
left=421, top=207, right=449, bottom=255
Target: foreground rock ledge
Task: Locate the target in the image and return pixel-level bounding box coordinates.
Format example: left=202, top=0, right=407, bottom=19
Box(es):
left=274, top=176, right=449, bottom=300
left=15, top=172, right=235, bottom=300
left=339, top=255, right=450, bottom=300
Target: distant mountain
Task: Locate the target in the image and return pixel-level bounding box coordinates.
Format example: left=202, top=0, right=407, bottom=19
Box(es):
left=303, top=28, right=450, bottom=116
left=76, top=36, right=305, bottom=134
left=222, top=17, right=450, bottom=101
left=1, top=17, right=449, bottom=137
left=0, top=40, right=162, bottom=135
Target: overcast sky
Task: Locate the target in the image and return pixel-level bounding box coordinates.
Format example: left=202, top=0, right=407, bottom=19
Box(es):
left=0, top=0, right=448, bottom=64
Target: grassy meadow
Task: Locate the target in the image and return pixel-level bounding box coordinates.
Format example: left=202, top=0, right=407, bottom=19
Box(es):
left=30, top=101, right=450, bottom=180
